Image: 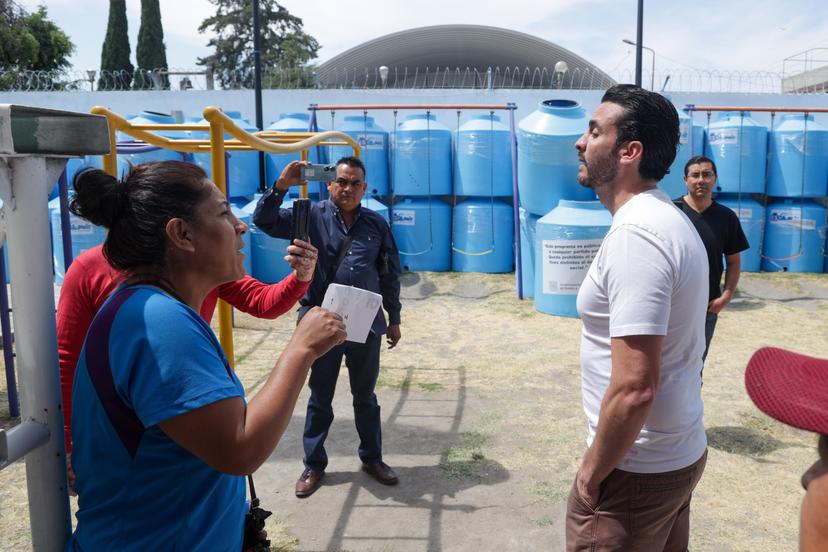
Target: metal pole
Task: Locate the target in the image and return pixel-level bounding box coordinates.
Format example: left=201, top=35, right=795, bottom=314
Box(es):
left=307, top=107, right=326, bottom=197
left=635, top=0, right=644, bottom=87
left=252, top=0, right=266, bottom=192
left=508, top=103, right=523, bottom=300
left=208, top=120, right=236, bottom=367
left=2, top=156, right=72, bottom=550
left=57, top=168, right=74, bottom=271
left=0, top=245, right=17, bottom=417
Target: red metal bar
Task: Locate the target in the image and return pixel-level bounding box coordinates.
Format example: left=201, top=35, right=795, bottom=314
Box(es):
left=310, top=104, right=515, bottom=111
left=685, top=105, right=828, bottom=113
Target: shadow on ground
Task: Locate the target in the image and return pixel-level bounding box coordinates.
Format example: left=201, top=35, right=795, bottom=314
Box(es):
left=706, top=426, right=787, bottom=457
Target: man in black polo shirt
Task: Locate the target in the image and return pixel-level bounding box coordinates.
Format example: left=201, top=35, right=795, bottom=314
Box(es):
left=674, top=155, right=749, bottom=366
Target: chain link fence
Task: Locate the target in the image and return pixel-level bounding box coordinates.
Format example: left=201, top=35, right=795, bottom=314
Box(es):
left=2, top=66, right=827, bottom=94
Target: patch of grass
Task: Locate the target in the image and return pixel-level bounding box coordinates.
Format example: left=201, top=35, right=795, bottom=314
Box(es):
left=272, top=538, right=300, bottom=552
left=478, top=408, right=508, bottom=429
left=531, top=481, right=570, bottom=504
left=267, top=515, right=299, bottom=552
left=376, top=374, right=411, bottom=390
left=417, top=382, right=445, bottom=391
left=440, top=431, right=490, bottom=479
left=534, top=516, right=556, bottom=527
left=706, top=425, right=785, bottom=457
left=740, top=412, right=793, bottom=439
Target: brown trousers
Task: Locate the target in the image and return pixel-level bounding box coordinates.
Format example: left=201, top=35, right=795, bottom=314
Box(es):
left=565, top=450, right=708, bottom=552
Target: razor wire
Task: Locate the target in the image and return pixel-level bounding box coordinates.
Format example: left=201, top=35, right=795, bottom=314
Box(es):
left=2, top=66, right=828, bottom=94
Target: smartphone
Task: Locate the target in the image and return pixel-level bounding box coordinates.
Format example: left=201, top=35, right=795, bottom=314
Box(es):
left=299, top=164, right=337, bottom=181
left=291, top=199, right=311, bottom=243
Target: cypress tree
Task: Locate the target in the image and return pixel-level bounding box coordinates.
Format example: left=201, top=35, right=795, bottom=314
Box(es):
left=98, top=0, right=133, bottom=90
left=134, top=0, right=169, bottom=89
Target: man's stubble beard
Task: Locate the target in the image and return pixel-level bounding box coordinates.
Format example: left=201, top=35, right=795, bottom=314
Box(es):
left=579, top=151, right=619, bottom=191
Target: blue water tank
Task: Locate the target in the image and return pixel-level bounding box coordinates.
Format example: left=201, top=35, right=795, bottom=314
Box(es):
left=517, top=100, right=595, bottom=216
left=534, top=200, right=611, bottom=317
left=118, top=112, right=186, bottom=165
left=660, top=110, right=705, bottom=199
left=767, top=114, right=828, bottom=198
left=454, top=114, right=513, bottom=197
left=704, top=112, right=767, bottom=194
left=82, top=155, right=136, bottom=180
left=242, top=195, right=293, bottom=283
left=762, top=199, right=827, bottom=272
left=49, top=197, right=107, bottom=285
left=715, top=195, right=765, bottom=272
left=115, top=111, right=175, bottom=141
left=229, top=198, right=253, bottom=276
left=329, top=115, right=389, bottom=197
left=391, top=198, right=451, bottom=271
left=361, top=197, right=389, bottom=223
left=392, top=114, right=452, bottom=196
left=265, top=113, right=327, bottom=197
left=192, top=111, right=261, bottom=199
left=451, top=199, right=514, bottom=273
left=49, top=157, right=89, bottom=200
left=517, top=207, right=540, bottom=299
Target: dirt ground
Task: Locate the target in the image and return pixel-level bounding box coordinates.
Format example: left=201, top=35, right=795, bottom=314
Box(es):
left=1, top=271, right=827, bottom=551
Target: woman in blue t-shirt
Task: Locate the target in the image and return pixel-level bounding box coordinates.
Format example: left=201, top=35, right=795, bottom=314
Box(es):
left=66, top=161, right=346, bottom=551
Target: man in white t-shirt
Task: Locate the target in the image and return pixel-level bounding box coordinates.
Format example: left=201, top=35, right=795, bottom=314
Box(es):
left=565, top=84, right=709, bottom=552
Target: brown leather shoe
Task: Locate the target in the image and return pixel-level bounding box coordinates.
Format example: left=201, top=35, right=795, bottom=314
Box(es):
left=361, top=461, right=399, bottom=485
left=295, top=467, right=324, bottom=498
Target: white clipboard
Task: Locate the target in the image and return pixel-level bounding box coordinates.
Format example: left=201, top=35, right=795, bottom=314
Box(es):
left=321, top=283, right=383, bottom=343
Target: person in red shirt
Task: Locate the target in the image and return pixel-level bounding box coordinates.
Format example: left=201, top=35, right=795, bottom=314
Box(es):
left=58, top=243, right=314, bottom=455
left=745, top=348, right=828, bottom=552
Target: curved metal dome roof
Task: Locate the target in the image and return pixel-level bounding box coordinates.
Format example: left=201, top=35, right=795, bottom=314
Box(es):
left=316, top=24, right=615, bottom=89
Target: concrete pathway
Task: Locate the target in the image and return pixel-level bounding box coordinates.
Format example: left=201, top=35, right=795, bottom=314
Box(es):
left=254, top=378, right=564, bottom=551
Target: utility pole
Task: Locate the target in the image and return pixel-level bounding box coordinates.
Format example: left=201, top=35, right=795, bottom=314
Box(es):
left=635, top=0, right=643, bottom=87
left=252, top=0, right=266, bottom=191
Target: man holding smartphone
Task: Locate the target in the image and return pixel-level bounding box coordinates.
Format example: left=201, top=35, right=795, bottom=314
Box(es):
left=253, top=156, right=402, bottom=498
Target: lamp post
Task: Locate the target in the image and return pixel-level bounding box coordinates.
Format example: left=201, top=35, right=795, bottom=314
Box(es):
left=86, top=69, right=96, bottom=91
left=554, top=60, right=569, bottom=89
left=622, top=39, right=655, bottom=90
left=379, top=65, right=389, bottom=88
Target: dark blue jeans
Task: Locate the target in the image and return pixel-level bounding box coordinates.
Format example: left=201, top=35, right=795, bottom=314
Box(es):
left=302, top=332, right=383, bottom=471
left=702, top=311, right=718, bottom=363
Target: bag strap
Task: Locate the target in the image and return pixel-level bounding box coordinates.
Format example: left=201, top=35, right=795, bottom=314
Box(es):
left=318, top=235, right=353, bottom=304
left=84, top=285, right=259, bottom=501
left=84, top=287, right=144, bottom=458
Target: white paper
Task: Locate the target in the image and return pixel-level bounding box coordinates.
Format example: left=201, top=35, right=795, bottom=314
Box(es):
left=321, top=283, right=383, bottom=343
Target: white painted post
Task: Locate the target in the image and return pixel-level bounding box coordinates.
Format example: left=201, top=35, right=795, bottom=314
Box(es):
left=0, top=155, right=72, bottom=550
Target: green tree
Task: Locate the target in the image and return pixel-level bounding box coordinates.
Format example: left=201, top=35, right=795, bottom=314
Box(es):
left=99, top=0, right=133, bottom=90
left=197, top=0, right=319, bottom=89
left=0, top=3, right=75, bottom=90
left=134, top=0, right=169, bottom=89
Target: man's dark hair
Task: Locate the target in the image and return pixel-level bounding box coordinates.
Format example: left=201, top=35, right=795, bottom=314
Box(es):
left=335, top=156, right=366, bottom=177
left=684, top=155, right=718, bottom=177
left=601, top=84, right=680, bottom=182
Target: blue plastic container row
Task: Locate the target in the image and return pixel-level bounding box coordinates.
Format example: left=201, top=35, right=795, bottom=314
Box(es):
left=390, top=197, right=515, bottom=273
left=761, top=199, right=827, bottom=273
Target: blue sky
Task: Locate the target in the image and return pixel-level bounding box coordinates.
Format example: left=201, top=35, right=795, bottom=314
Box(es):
left=18, top=0, right=828, bottom=77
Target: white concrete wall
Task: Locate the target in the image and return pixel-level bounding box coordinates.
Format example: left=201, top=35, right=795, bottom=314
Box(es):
left=3, top=89, right=827, bottom=130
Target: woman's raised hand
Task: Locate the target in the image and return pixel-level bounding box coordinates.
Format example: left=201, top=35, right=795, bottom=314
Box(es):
left=285, top=239, right=317, bottom=282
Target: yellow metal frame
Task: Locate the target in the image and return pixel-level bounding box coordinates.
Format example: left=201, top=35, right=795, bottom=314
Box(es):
left=89, top=105, right=360, bottom=366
